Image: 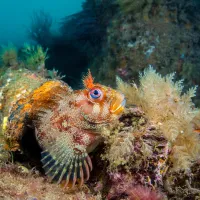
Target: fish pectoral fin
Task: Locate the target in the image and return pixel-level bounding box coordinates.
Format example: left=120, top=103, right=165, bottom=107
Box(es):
left=41, top=146, right=92, bottom=188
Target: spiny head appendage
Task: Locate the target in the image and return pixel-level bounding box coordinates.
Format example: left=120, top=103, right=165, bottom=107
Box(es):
left=83, top=69, right=95, bottom=90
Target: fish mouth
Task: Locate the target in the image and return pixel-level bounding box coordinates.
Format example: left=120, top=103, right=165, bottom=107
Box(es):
left=81, top=111, right=111, bottom=125
left=110, top=94, right=126, bottom=115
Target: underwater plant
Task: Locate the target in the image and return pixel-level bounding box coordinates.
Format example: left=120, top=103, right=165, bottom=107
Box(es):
left=0, top=61, right=200, bottom=199
left=96, top=67, right=200, bottom=199
left=46, top=68, right=66, bottom=80
left=0, top=43, right=18, bottom=67
left=21, top=43, right=49, bottom=70
left=116, top=66, right=200, bottom=171
left=60, top=0, right=117, bottom=57
left=28, top=10, right=53, bottom=47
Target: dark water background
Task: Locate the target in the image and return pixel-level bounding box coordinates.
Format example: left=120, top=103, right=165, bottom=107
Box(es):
left=1, top=0, right=200, bottom=93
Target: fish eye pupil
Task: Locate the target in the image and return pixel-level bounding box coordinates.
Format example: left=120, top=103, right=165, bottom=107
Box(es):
left=94, top=90, right=98, bottom=95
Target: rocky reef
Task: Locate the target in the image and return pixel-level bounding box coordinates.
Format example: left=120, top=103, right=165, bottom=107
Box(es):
left=89, top=0, right=200, bottom=105
left=101, top=67, right=200, bottom=199
left=0, top=44, right=199, bottom=199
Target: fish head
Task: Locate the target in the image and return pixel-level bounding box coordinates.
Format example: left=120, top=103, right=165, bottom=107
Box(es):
left=75, top=70, right=126, bottom=125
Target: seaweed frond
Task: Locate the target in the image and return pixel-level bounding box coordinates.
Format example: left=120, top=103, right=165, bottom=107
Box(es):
left=21, top=43, right=49, bottom=70
left=0, top=43, right=18, bottom=67
left=116, top=76, right=139, bottom=105
left=117, top=66, right=200, bottom=171
left=47, top=68, right=66, bottom=80
left=102, top=129, right=135, bottom=170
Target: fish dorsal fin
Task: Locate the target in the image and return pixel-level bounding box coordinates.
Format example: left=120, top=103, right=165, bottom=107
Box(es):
left=39, top=131, right=93, bottom=188
left=5, top=80, right=72, bottom=151
left=31, top=80, right=73, bottom=112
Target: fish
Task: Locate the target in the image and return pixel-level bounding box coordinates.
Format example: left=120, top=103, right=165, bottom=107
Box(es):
left=4, top=70, right=125, bottom=188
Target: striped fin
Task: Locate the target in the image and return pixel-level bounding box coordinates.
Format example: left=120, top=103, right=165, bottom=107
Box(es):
left=41, top=146, right=93, bottom=188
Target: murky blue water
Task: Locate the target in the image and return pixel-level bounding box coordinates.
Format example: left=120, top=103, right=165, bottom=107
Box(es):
left=0, top=0, right=83, bottom=46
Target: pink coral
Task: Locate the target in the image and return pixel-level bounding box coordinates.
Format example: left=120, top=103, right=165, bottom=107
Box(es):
left=126, top=185, right=164, bottom=200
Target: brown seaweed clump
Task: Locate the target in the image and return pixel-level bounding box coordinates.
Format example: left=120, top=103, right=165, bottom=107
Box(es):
left=116, top=67, right=200, bottom=171
left=100, top=67, right=200, bottom=199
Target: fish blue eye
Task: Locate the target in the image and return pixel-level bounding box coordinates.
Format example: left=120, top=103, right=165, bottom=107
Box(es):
left=90, top=89, right=102, bottom=99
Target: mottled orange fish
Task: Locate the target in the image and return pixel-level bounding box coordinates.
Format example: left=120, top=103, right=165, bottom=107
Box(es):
left=3, top=70, right=125, bottom=188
